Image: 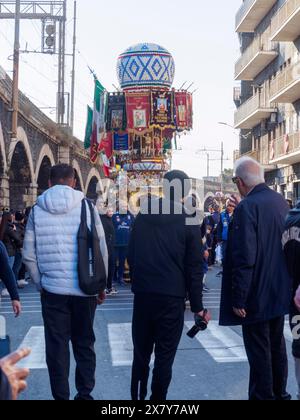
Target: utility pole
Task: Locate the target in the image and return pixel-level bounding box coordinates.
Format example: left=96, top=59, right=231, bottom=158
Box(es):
left=221, top=141, right=224, bottom=193
left=11, top=0, right=21, bottom=140
left=57, top=0, right=67, bottom=125
left=206, top=153, right=210, bottom=178
left=0, top=1, right=68, bottom=127
left=70, top=0, right=77, bottom=133
left=196, top=141, right=228, bottom=192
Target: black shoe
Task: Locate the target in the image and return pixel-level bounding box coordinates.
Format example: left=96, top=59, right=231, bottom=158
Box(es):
left=74, top=394, right=94, bottom=401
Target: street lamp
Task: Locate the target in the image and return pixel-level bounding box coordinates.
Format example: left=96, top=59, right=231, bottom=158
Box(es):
left=218, top=122, right=251, bottom=140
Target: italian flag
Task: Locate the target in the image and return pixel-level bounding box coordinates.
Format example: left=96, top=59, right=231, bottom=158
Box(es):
left=84, top=106, right=93, bottom=149
left=90, top=77, right=105, bottom=163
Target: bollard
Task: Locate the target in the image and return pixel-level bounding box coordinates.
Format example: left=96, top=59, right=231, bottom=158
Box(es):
left=0, top=316, right=10, bottom=358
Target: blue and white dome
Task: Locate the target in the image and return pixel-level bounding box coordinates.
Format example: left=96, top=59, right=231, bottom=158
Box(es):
left=117, top=43, right=175, bottom=90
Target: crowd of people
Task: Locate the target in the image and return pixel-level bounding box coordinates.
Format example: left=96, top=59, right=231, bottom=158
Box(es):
left=0, top=158, right=300, bottom=401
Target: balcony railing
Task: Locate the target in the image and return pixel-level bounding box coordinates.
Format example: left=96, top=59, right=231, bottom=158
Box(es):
left=271, top=0, right=300, bottom=41
left=269, top=61, right=300, bottom=103
left=234, top=89, right=277, bottom=129
left=271, top=132, right=300, bottom=162
left=245, top=149, right=259, bottom=160
left=236, top=0, right=277, bottom=32
left=235, top=28, right=278, bottom=80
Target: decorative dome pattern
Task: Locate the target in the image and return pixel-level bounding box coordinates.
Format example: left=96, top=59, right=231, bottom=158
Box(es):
left=117, top=43, right=175, bottom=90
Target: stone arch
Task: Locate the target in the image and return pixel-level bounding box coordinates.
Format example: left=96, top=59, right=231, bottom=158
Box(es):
left=72, top=159, right=84, bottom=192
left=85, top=167, right=102, bottom=201
left=8, top=142, right=34, bottom=210
left=36, top=156, right=52, bottom=196
left=35, top=144, right=55, bottom=179
left=8, top=126, right=35, bottom=183
left=35, top=144, right=56, bottom=196
left=0, top=121, right=7, bottom=174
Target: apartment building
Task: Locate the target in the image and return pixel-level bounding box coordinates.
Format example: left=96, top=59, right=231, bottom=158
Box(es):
left=234, top=0, right=300, bottom=201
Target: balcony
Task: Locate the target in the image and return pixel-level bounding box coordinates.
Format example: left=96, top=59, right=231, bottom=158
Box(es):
left=234, top=90, right=277, bottom=129
left=235, top=30, right=278, bottom=80
left=236, top=0, right=277, bottom=33
left=270, top=132, right=300, bottom=164
left=271, top=0, right=300, bottom=41
left=269, top=61, right=300, bottom=103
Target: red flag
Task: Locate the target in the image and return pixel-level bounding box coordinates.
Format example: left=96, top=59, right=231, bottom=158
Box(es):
left=126, top=92, right=150, bottom=133
left=175, top=91, right=189, bottom=130
left=99, top=132, right=113, bottom=159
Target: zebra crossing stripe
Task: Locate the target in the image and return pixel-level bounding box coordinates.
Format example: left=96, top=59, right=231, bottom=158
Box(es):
left=17, top=327, right=46, bottom=369
left=108, top=323, right=133, bottom=367
left=14, top=321, right=296, bottom=371
left=185, top=321, right=248, bottom=364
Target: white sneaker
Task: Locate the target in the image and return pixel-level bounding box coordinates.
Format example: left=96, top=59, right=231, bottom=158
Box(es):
left=1, top=288, right=10, bottom=297
left=18, top=280, right=29, bottom=287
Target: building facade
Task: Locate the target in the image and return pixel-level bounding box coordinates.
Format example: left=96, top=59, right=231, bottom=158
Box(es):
left=234, top=0, right=300, bottom=202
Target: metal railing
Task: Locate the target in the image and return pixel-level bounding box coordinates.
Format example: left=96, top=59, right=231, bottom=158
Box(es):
left=270, top=61, right=300, bottom=99
left=273, top=132, right=300, bottom=159
left=235, top=28, right=278, bottom=78
left=234, top=89, right=275, bottom=126
left=236, top=0, right=256, bottom=29
left=271, top=0, right=300, bottom=38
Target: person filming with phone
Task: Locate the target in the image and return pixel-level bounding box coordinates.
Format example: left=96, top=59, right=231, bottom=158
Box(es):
left=128, top=170, right=211, bottom=401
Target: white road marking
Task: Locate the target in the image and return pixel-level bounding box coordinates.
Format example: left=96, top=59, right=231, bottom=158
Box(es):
left=107, top=323, right=155, bottom=367
left=17, top=327, right=46, bottom=369
left=185, top=321, right=248, bottom=363
left=108, top=323, right=134, bottom=367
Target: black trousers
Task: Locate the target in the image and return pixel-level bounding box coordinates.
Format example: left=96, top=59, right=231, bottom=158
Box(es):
left=242, top=316, right=290, bottom=401
left=131, top=294, right=185, bottom=401
left=41, top=290, right=97, bottom=401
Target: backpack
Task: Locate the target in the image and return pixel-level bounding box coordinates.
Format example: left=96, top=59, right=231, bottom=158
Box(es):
left=77, top=200, right=107, bottom=295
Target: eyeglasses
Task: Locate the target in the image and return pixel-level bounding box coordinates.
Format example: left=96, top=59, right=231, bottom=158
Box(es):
left=232, top=177, right=239, bottom=184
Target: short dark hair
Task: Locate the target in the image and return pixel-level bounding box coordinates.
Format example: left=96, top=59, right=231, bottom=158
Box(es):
left=50, top=164, right=75, bottom=186
left=163, top=170, right=191, bottom=202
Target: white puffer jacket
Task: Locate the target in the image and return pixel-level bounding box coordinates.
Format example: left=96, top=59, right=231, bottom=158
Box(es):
left=23, top=185, right=108, bottom=297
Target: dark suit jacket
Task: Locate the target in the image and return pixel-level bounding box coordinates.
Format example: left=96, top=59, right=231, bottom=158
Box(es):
left=220, top=184, right=293, bottom=326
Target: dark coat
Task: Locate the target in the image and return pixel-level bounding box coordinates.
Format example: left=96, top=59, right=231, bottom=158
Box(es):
left=2, top=223, right=22, bottom=257
left=100, top=215, right=115, bottom=254
left=0, top=241, right=19, bottom=301
left=128, top=198, right=204, bottom=314
left=220, top=184, right=292, bottom=326
left=282, top=202, right=300, bottom=294
left=0, top=368, right=11, bottom=400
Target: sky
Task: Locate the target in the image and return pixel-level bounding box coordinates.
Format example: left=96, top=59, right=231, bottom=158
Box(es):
left=0, top=0, right=241, bottom=179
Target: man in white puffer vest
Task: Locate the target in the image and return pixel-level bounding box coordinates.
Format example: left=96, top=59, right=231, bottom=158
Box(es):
left=23, top=164, right=108, bottom=400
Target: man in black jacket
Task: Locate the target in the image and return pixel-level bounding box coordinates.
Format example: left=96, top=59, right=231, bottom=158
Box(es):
left=128, top=170, right=210, bottom=401
left=282, top=202, right=300, bottom=400
left=100, top=207, right=117, bottom=295
left=220, top=157, right=292, bottom=401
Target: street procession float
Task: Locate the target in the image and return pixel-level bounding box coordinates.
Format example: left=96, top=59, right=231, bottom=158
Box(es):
left=84, top=42, right=194, bottom=212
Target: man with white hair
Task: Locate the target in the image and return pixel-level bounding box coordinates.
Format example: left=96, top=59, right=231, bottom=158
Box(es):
left=220, top=157, right=292, bottom=401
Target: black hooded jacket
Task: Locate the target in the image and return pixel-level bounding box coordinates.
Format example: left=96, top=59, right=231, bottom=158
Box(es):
left=283, top=202, right=300, bottom=293
left=128, top=198, right=204, bottom=313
